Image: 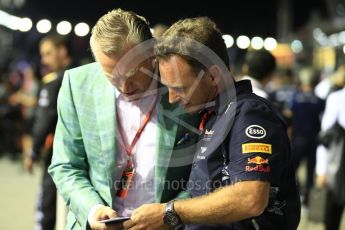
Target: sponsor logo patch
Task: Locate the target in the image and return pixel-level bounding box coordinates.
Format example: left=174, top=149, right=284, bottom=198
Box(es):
left=201, top=147, right=207, bottom=154
left=247, top=156, right=269, bottom=165
left=245, top=125, right=266, bottom=139
left=245, top=165, right=270, bottom=173
left=205, top=129, right=214, bottom=135
left=242, top=143, right=272, bottom=154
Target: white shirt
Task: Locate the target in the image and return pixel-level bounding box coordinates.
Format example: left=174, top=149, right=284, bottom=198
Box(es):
left=314, top=78, right=332, bottom=100
left=316, top=88, right=345, bottom=175
left=88, top=80, right=158, bottom=223
left=241, top=75, right=268, bottom=99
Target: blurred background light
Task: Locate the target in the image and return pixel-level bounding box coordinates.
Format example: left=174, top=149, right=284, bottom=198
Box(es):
left=223, top=34, right=234, bottom=48
left=0, top=10, right=21, bottom=30
left=18, top=17, right=32, bottom=32
left=36, top=19, right=51, bottom=34
left=236, top=35, right=250, bottom=49
left=56, top=21, right=72, bottom=35
left=329, top=34, right=339, bottom=47
left=338, top=31, right=345, bottom=44
left=264, top=37, right=277, bottom=51
left=251, top=36, right=264, bottom=50
left=291, top=40, right=303, bottom=53
left=74, top=22, right=89, bottom=37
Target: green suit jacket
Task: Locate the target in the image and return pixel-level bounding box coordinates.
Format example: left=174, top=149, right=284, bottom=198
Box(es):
left=48, top=62, right=199, bottom=229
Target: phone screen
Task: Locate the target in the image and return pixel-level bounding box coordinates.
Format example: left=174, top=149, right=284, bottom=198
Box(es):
left=99, top=216, right=130, bottom=224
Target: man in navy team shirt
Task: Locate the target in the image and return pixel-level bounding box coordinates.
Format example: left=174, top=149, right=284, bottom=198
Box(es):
left=123, top=17, right=301, bottom=230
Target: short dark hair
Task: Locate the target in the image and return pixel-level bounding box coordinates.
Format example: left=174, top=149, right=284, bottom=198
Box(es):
left=154, top=17, right=229, bottom=73
left=39, top=34, right=72, bottom=56
left=245, top=49, right=276, bottom=81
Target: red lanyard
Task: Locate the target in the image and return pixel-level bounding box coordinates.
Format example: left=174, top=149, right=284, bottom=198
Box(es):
left=116, top=96, right=158, bottom=199
left=198, top=87, right=218, bottom=132
left=198, top=110, right=215, bottom=132
left=116, top=96, right=158, bottom=160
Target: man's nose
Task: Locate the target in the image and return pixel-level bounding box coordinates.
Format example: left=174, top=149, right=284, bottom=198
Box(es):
left=118, top=78, right=134, bottom=93
left=168, top=89, right=180, bottom=104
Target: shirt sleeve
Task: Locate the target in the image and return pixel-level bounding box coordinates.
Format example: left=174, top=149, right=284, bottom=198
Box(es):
left=315, top=78, right=332, bottom=100
left=316, top=145, right=328, bottom=176
left=226, top=99, right=289, bottom=186
left=315, top=90, right=341, bottom=175
left=320, top=92, right=339, bottom=131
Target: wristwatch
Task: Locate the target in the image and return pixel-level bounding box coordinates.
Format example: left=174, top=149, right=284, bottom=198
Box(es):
left=163, top=200, right=184, bottom=230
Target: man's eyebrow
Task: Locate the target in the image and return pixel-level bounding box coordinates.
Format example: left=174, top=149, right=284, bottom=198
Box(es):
left=160, top=80, right=181, bottom=89
left=170, top=86, right=184, bottom=90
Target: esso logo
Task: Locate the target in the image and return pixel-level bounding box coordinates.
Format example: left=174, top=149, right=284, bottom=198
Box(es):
left=245, top=125, right=266, bottom=139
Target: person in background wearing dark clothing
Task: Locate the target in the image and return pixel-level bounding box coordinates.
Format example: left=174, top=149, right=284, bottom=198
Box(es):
left=23, top=34, right=75, bottom=230
left=240, top=49, right=276, bottom=99
left=11, top=62, right=39, bottom=161
left=290, top=67, right=324, bottom=209
left=0, top=63, right=37, bottom=158
left=268, top=68, right=296, bottom=133
left=315, top=76, right=345, bottom=230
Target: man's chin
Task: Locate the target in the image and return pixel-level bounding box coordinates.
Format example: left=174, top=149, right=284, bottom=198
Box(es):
left=183, top=104, right=203, bottom=114
left=122, top=93, right=142, bottom=101
left=183, top=102, right=215, bottom=114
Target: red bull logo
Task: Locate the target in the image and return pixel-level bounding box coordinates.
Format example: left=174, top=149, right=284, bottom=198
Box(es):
left=247, top=156, right=269, bottom=165
left=245, top=165, right=270, bottom=173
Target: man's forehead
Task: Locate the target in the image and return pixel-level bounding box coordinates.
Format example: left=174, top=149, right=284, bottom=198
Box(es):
left=159, top=63, right=188, bottom=88
left=159, top=55, right=195, bottom=73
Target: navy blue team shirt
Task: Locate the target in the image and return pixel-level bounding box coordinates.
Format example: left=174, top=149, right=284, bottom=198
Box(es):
left=187, top=80, right=301, bottom=230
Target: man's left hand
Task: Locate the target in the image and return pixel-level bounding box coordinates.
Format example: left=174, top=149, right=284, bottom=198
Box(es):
left=123, top=203, right=168, bottom=230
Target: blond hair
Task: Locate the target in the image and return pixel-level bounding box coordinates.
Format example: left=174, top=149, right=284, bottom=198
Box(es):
left=90, top=8, right=152, bottom=57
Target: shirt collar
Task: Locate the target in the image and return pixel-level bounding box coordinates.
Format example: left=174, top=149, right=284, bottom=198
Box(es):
left=199, top=79, right=253, bottom=115
left=242, top=75, right=264, bottom=90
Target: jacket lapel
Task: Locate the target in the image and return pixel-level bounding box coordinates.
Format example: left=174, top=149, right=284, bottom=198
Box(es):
left=154, top=91, right=179, bottom=202
left=94, top=70, right=117, bottom=205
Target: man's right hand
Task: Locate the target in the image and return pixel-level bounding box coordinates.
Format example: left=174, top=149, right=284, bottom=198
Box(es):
left=90, top=206, right=123, bottom=230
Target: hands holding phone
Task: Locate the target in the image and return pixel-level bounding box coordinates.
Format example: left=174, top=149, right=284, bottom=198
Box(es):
left=90, top=205, right=126, bottom=230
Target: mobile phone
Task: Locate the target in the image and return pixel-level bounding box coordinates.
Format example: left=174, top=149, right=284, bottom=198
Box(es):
left=99, top=216, right=130, bottom=224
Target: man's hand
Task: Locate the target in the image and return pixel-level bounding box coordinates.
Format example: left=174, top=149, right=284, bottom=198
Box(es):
left=123, top=203, right=168, bottom=230
left=90, top=206, right=123, bottom=230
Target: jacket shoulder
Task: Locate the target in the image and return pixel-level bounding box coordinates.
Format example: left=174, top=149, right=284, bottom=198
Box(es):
left=67, top=62, right=101, bottom=77
left=64, top=62, right=103, bottom=89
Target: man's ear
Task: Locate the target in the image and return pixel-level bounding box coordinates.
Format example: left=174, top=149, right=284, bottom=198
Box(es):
left=207, top=65, right=222, bottom=86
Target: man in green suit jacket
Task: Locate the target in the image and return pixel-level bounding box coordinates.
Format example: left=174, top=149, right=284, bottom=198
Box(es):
left=48, top=9, right=199, bottom=230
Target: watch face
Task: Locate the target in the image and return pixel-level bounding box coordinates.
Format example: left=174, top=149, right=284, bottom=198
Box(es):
left=165, top=212, right=179, bottom=226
